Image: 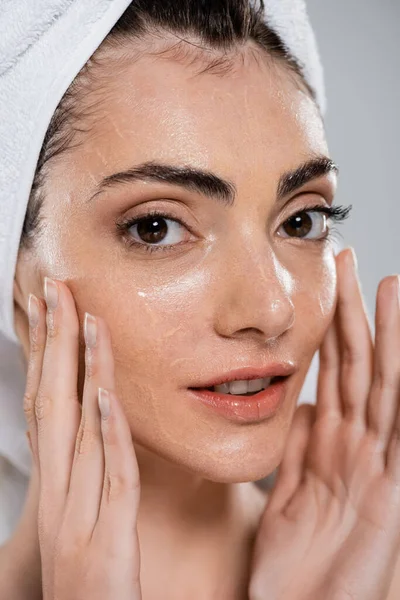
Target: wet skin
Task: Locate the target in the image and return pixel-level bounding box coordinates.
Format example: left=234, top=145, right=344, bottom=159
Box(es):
left=14, top=39, right=338, bottom=485
left=11, top=37, right=342, bottom=598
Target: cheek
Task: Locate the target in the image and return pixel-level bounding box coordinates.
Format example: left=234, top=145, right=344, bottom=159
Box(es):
left=294, top=249, right=337, bottom=348
left=92, top=266, right=213, bottom=378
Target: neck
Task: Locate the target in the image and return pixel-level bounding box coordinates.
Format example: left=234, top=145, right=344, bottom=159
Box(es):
left=134, top=444, right=266, bottom=600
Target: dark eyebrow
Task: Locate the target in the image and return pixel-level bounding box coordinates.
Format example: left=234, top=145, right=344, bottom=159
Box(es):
left=88, top=156, right=338, bottom=205
left=277, top=156, right=339, bottom=200
left=88, top=161, right=236, bottom=206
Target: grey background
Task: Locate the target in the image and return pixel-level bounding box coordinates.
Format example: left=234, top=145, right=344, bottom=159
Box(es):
left=296, top=0, right=399, bottom=407
left=307, top=0, right=399, bottom=317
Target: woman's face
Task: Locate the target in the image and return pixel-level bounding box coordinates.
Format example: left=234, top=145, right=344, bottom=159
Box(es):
left=16, top=41, right=338, bottom=482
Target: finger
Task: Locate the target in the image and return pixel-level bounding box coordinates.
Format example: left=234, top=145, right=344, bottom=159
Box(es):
left=315, top=305, right=342, bottom=421
left=368, top=276, right=400, bottom=444
left=64, top=316, right=116, bottom=537
left=267, top=403, right=315, bottom=512
left=95, top=388, right=140, bottom=557
left=35, top=278, right=81, bottom=530
left=24, top=294, right=47, bottom=467
left=336, top=248, right=374, bottom=424
left=369, top=277, right=400, bottom=474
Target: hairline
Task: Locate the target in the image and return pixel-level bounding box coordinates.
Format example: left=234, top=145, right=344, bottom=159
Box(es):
left=19, top=27, right=320, bottom=251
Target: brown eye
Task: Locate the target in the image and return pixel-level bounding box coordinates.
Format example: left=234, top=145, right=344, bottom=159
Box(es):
left=123, top=212, right=192, bottom=251
left=136, top=216, right=169, bottom=244
left=279, top=211, right=328, bottom=240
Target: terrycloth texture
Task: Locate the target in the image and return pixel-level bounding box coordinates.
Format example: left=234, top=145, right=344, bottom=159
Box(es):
left=0, top=0, right=327, bottom=544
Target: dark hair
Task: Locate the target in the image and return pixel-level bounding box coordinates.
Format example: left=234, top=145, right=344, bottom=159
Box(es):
left=19, top=0, right=316, bottom=251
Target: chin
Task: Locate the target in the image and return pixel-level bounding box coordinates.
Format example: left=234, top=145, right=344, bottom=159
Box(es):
left=201, top=449, right=284, bottom=484
left=126, top=375, right=297, bottom=484
left=177, top=425, right=289, bottom=484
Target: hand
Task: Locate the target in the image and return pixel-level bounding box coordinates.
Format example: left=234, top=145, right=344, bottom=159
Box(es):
left=249, top=248, right=400, bottom=600
left=22, top=279, right=142, bottom=599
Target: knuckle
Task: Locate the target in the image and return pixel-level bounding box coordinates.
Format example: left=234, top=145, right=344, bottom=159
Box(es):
left=29, top=333, right=45, bottom=355
left=319, top=351, right=339, bottom=372
left=23, top=390, right=35, bottom=421
left=341, top=342, right=364, bottom=368
left=66, top=390, right=80, bottom=406
left=75, top=424, right=98, bottom=455
left=54, top=534, right=85, bottom=565
left=45, top=312, right=59, bottom=341
left=101, top=414, right=118, bottom=447
left=84, top=350, right=98, bottom=380
left=373, top=372, right=400, bottom=395
left=34, top=390, right=52, bottom=421
left=104, top=471, right=139, bottom=502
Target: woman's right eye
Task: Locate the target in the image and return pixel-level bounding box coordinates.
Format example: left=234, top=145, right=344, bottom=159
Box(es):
left=117, top=211, right=194, bottom=253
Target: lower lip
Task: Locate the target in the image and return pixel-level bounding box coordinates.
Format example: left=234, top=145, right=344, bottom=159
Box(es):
left=187, top=378, right=288, bottom=423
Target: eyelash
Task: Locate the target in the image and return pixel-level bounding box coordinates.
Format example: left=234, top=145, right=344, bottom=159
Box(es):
left=116, top=204, right=353, bottom=254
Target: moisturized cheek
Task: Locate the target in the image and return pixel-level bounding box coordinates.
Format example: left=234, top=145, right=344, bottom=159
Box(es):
left=35, top=217, right=72, bottom=278
left=290, top=250, right=337, bottom=352
left=317, top=251, right=337, bottom=319
left=133, top=267, right=212, bottom=324
left=272, top=252, right=295, bottom=296
left=113, top=265, right=215, bottom=385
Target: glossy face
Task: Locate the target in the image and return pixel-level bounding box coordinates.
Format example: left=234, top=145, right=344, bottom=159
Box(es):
left=15, top=39, right=338, bottom=482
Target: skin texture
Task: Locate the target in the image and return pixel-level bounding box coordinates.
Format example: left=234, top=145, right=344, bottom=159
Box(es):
left=11, top=38, right=341, bottom=598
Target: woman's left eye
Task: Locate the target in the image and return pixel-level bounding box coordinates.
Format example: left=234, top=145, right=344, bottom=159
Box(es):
left=278, top=210, right=329, bottom=240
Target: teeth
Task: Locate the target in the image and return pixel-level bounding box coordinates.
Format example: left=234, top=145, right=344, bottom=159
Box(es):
left=229, top=380, right=248, bottom=395
left=213, top=377, right=272, bottom=395
left=213, top=382, right=230, bottom=394
left=248, top=378, right=266, bottom=393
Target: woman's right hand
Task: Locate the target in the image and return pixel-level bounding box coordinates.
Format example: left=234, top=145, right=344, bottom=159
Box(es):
left=23, top=277, right=142, bottom=599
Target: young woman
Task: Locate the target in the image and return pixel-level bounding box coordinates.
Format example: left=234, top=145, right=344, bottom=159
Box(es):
left=1, top=1, right=400, bottom=598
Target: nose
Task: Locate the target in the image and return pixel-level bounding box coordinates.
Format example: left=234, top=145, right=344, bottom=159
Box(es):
left=214, top=248, right=295, bottom=343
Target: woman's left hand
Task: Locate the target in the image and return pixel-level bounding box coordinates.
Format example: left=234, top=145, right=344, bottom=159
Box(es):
left=248, top=248, right=400, bottom=600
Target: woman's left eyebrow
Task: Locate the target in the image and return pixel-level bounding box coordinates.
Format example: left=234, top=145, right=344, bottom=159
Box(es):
left=87, top=155, right=338, bottom=206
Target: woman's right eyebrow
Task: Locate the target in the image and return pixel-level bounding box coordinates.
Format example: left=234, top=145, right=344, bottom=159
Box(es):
left=88, top=161, right=236, bottom=206
left=87, top=155, right=338, bottom=206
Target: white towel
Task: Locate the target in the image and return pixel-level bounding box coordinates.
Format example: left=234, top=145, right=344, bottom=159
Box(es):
left=0, top=0, right=327, bottom=544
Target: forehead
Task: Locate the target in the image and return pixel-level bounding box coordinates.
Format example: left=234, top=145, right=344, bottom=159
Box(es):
left=56, top=44, right=328, bottom=191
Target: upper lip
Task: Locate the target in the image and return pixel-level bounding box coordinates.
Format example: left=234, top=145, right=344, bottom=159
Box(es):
left=189, top=362, right=296, bottom=388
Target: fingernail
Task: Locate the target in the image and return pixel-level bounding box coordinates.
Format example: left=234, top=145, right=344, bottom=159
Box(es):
left=44, top=277, right=58, bottom=310
left=84, top=312, right=97, bottom=348
left=28, top=293, right=39, bottom=328
left=98, top=387, right=110, bottom=419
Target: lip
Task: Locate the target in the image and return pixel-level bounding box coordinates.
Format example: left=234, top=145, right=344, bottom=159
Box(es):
left=189, top=362, right=296, bottom=389
left=187, top=376, right=290, bottom=423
